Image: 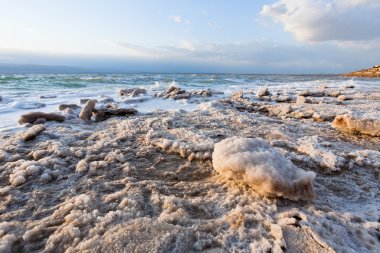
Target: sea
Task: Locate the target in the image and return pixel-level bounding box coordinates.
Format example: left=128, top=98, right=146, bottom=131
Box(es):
left=0, top=73, right=379, bottom=130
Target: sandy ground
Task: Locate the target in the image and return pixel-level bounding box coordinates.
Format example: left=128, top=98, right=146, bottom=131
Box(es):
left=0, top=85, right=379, bottom=253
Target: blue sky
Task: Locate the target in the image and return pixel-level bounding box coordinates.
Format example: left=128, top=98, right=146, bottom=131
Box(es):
left=1, top=0, right=380, bottom=73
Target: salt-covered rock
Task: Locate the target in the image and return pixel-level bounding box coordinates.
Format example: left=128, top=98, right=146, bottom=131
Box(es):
left=213, top=137, right=316, bottom=201
left=79, top=99, right=96, bottom=121
left=337, top=95, right=351, bottom=101
left=298, top=90, right=324, bottom=97
left=332, top=114, right=380, bottom=137
left=10, top=175, right=26, bottom=186
left=296, top=96, right=310, bottom=105
left=159, top=86, right=191, bottom=100
left=297, top=136, right=345, bottom=171
left=312, top=112, right=335, bottom=122
left=118, top=88, right=147, bottom=97
left=192, top=89, right=212, bottom=97
left=93, top=108, right=138, bottom=122
left=40, top=172, right=52, bottom=183
left=266, top=104, right=292, bottom=117
left=20, top=124, right=46, bottom=141
left=257, top=87, right=270, bottom=97
left=230, top=91, right=244, bottom=100
left=76, top=160, right=88, bottom=172
left=58, top=104, right=80, bottom=111
left=18, top=112, right=65, bottom=124
left=275, top=95, right=292, bottom=103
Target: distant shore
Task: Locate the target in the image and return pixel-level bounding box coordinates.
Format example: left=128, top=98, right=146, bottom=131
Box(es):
left=343, top=65, right=380, bottom=78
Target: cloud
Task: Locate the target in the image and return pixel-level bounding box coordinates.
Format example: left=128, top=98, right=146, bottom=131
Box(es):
left=169, top=15, right=182, bottom=23
left=261, top=0, right=380, bottom=42
left=169, top=15, right=190, bottom=24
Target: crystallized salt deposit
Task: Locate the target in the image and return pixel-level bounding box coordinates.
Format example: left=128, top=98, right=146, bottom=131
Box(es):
left=332, top=114, right=380, bottom=137
left=212, top=137, right=316, bottom=201
left=297, top=136, right=345, bottom=172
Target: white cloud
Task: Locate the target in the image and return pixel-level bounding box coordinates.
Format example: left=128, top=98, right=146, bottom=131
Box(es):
left=169, top=15, right=182, bottom=23
left=261, top=0, right=380, bottom=42
left=169, top=15, right=190, bottom=25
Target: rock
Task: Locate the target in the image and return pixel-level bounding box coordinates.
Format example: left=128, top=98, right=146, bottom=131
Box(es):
left=57, top=104, right=80, bottom=111
left=79, top=99, right=97, bottom=121
left=312, top=112, right=335, bottom=122
left=159, top=86, right=191, bottom=100
left=327, top=90, right=341, bottom=97
left=290, top=110, right=314, bottom=119
left=298, top=90, right=325, bottom=97
left=105, top=103, right=118, bottom=109
left=34, top=118, right=47, bottom=124
left=76, top=160, right=88, bottom=172
left=18, top=112, right=65, bottom=125
left=343, top=85, right=355, bottom=89
left=257, top=87, right=270, bottom=97
left=296, top=96, right=309, bottom=105
left=266, top=104, right=292, bottom=117
left=172, top=93, right=191, bottom=100
left=275, top=95, right=292, bottom=103
left=230, top=91, right=244, bottom=100
left=20, top=124, right=46, bottom=141
left=337, top=95, right=351, bottom=101
left=93, top=108, right=138, bottom=122
left=0, top=95, right=2, bottom=101
left=118, top=88, right=147, bottom=97
left=332, top=114, right=380, bottom=137
left=213, top=137, right=316, bottom=201
left=192, top=89, right=212, bottom=97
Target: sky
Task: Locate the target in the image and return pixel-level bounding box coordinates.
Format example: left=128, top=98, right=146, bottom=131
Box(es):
left=0, top=0, right=380, bottom=74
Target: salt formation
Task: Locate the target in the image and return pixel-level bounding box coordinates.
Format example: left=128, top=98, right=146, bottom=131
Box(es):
left=332, top=114, right=380, bottom=137
left=118, top=88, right=147, bottom=97
left=57, top=104, right=80, bottom=111
left=19, top=124, right=46, bottom=141
left=257, top=86, right=270, bottom=97
left=18, top=112, right=65, bottom=124
left=158, top=86, right=191, bottom=100
left=79, top=99, right=97, bottom=121
left=212, top=137, right=316, bottom=201
left=297, top=136, right=345, bottom=172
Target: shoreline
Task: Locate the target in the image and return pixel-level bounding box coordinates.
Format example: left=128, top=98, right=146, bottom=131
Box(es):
left=0, top=84, right=379, bottom=252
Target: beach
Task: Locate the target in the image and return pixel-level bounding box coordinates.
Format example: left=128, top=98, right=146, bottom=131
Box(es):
left=0, top=75, right=379, bottom=252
